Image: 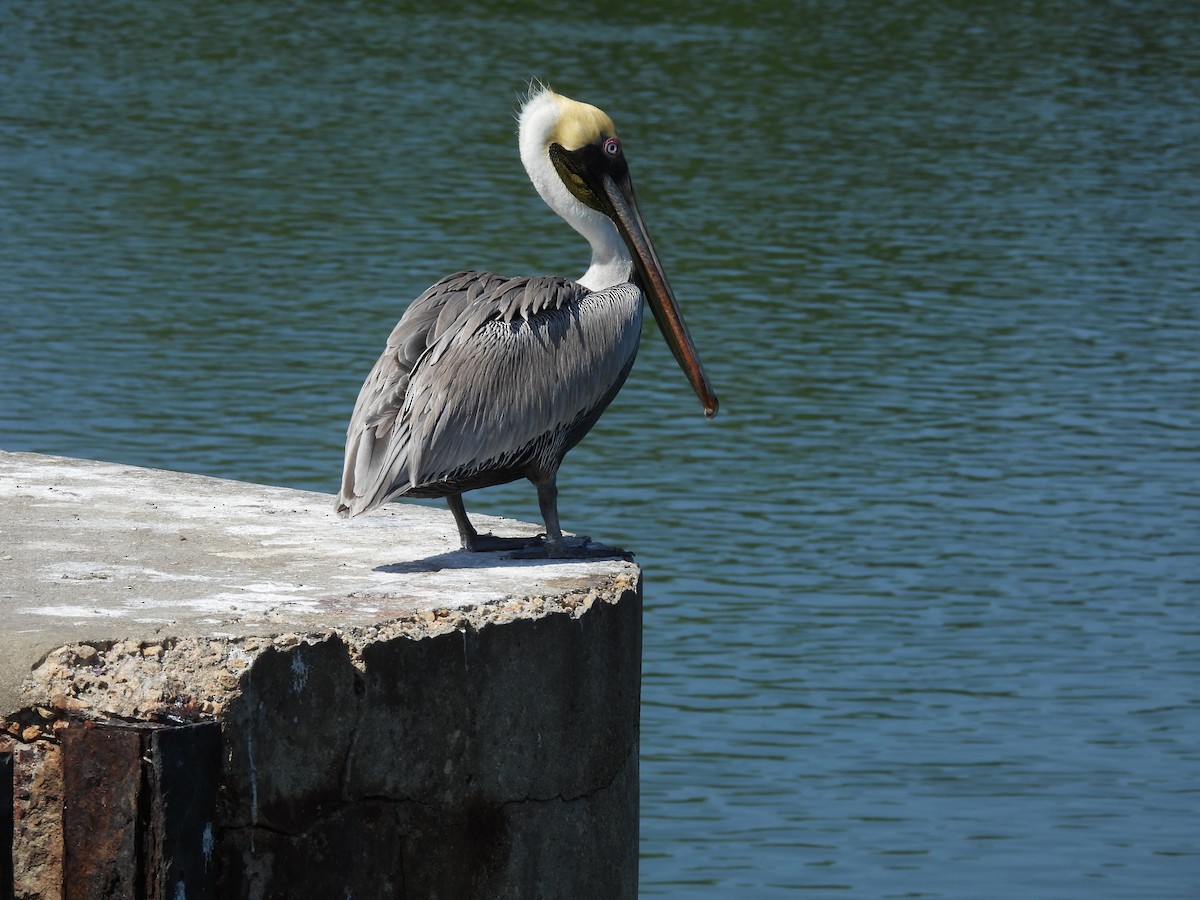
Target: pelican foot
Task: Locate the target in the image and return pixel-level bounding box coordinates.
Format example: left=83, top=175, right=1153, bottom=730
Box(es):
left=464, top=532, right=544, bottom=553
left=504, top=536, right=633, bottom=561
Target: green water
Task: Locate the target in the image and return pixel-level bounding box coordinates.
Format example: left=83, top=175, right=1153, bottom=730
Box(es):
left=3, top=2, right=1199, bottom=896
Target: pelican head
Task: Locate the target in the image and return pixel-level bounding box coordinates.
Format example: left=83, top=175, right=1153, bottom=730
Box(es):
left=519, top=85, right=718, bottom=419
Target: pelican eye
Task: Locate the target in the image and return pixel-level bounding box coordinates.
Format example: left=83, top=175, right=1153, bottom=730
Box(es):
left=549, top=142, right=606, bottom=211
left=603, top=137, right=621, bottom=157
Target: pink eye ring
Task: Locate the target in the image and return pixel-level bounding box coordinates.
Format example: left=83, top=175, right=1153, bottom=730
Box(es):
left=603, top=137, right=621, bottom=157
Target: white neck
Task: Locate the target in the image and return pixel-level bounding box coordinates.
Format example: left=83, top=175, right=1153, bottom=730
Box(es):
left=518, top=89, right=634, bottom=292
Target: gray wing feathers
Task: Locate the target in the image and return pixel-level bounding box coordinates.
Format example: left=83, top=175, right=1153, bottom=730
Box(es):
left=336, top=272, right=643, bottom=517
left=337, top=270, right=508, bottom=515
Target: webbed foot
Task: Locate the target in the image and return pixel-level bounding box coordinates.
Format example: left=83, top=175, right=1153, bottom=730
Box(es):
left=463, top=532, right=543, bottom=553
left=504, top=535, right=633, bottom=561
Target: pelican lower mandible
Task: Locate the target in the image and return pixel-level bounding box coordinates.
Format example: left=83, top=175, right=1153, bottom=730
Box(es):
left=335, top=84, right=718, bottom=558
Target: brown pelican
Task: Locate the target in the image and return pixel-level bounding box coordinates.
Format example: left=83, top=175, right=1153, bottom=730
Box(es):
left=335, top=85, right=718, bottom=557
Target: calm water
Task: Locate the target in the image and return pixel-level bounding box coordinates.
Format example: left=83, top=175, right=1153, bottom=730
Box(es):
left=3, top=2, right=1199, bottom=896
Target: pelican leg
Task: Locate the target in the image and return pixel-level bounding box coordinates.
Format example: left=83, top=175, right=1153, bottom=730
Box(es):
left=535, top=475, right=576, bottom=551
left=446, top=493, right=540, bottom=552
left=504, top=475, right=631, bottom=560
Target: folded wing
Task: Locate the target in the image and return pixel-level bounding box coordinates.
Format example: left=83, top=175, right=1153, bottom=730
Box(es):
left=336, top=270, right=642, bottom=517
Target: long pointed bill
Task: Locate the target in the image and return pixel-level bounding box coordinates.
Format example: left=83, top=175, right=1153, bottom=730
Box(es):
left=599, top=172, right=719, bottom=418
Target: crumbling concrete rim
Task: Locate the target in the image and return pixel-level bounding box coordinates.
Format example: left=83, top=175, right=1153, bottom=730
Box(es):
left=27, top=638, right=113, bottom=672
left=18, top=575, right=642, bottom=731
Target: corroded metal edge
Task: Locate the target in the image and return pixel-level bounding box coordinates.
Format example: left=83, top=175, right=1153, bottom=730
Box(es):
left=2, top=749, right=12, bottom=900
left=59, top=720, right=219, bottom=900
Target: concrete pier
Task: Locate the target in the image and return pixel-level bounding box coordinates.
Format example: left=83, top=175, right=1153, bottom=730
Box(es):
left=0, top=450, right=642, bottom=899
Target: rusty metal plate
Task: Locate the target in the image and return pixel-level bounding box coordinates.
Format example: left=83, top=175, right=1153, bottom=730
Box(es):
left=60, top=720, right=221, bottom=900
left=62, top=723, right=145, bottom=900
left=2, top=750, right=13, bottom=900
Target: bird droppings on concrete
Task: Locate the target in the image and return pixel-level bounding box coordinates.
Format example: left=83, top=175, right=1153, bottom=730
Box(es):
left=16, top=576, right=638, bottom=726
left=1, top=449, right=638, bottom=718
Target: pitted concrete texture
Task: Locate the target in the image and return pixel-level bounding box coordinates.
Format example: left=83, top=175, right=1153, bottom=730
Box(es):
left=0, top=450, right=637, bottom=717
left=1, top=450, right=642, bottom=899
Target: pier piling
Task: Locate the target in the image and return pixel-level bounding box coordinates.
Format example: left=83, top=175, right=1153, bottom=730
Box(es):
left=1, top=451, right=641, bottom=899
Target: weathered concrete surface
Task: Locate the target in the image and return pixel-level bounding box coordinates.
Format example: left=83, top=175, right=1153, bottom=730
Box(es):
left=1, top=450, right=642, bottom=899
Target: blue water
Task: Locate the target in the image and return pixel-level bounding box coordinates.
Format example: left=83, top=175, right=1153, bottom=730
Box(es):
left=3, top=2, right=1198, bottom=896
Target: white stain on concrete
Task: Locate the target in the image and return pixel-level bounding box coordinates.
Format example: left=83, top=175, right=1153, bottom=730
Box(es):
left=21, top=605, right=131, bottom=619
left=291, top=651, right=309, bottom=693
left=202, top=821, right=214, bottom=868
left=224, top=524, right=282, bottom=537
left=2, top=450, right=637, bottom=713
